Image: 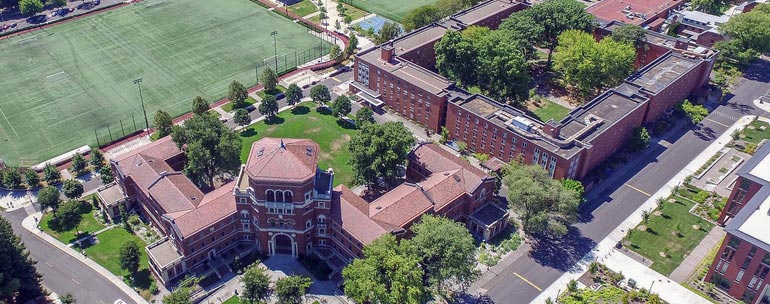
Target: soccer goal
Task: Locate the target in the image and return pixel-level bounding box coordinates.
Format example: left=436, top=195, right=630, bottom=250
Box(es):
left=46, top=71, right=68, bottom=84
left=18, top=35, right=38, bottom=46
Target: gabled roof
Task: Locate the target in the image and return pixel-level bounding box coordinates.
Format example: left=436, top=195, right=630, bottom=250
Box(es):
left=409, top=142, right=491, bottom=193
left=370, top=183, right=435, bottom=228
left=244, top=138, right=320, bottom=183
left=330, top=185, right=390, bottom=244
left=172, top=182, right=237, bottom=237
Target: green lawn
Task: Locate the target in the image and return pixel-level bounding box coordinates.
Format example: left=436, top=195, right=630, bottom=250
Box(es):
left=0, top=0, right=329, bottom=166
left=239, top=102, right=358, bottom=186
left=741, top=120, right=770, bottom=145
left=223, top=97, right=258, bottom=112
left=343, top=0, right=437, bottom=22
left=531, top=100, right=570, bottom=122
left=222, top=296, right=241, bottom=304
left=287, top=0, right=318, bottom=17
left=84, top=228, right=154, bottom=297
left=341, top=3, right=369, bottom=21
left=39, top=202, right=106, bottom=244
left=256, top=86, right=287, bottom=99
left=624, top=195, right=715, bottom=276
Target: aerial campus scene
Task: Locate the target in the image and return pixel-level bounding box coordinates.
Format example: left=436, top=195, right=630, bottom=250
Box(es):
left=1, top=0, right=770, bottom=303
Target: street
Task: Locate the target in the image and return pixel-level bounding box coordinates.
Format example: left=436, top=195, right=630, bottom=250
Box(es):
left=1, top=207, right=134, bottom=304
left=479, top=59, right=770, bottom=303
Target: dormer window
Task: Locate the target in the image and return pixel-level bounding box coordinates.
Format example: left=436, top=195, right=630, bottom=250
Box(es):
left=306, top=148, right=313, bottom=156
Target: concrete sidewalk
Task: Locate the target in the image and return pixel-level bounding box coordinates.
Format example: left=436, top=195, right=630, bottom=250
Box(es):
left=604, top=250, right=712, bottom=304
left=531, top=115, right=758, bottom=304
left=669, top=226, right=725, bottom=283
left=21, top=212, right=148, bottom=304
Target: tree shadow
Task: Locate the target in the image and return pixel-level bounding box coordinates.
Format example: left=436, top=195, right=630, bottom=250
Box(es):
left=265, top=116, right=285, bottom=125
left=240, top=127, right=257, bottom=137
left=316, top=106, right=332, bottom=116
left=291, top=105, right=310, bottom=115
left=645, top=228, right=659, bottom=235
left=452, top=293, right=495, bottom=304
left=127, top=269, right=153, bottom=290
left=742, top=59, right=770, bottom=82
left=528, top=227, right=597, bottom=271
left=336, top=119, right=357, bottom=130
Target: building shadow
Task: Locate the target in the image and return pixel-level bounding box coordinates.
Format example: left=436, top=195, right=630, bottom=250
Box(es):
left=742, top=59, right=770, bottom=82
left=528, top=227, right=597, bottom=272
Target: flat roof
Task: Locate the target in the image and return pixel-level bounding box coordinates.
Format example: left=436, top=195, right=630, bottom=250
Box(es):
left=626, top=52, right=699, bottom=93
left=147, top=238, right=183, bottom=268
left=453, top=0, right=523, bottom=25
left=749, top=151, right=770, bottom=182
left=392, top=26, right=448, bottom=55
left=737, top=195, right=770, bottom=248
left=97, top=183, right=124, bottom=206
left=726, top=142, right=770, bottom=251
left=561, top=90, right=647, bottom=143
left=587, top=0, right=685, bottom=25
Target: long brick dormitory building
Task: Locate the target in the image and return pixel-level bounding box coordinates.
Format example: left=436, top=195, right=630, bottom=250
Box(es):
left=351, top=0, right=717, bottom=181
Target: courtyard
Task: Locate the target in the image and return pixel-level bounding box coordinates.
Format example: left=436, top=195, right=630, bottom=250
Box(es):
left=0, top=0, right=328, bottom=166
left=239, top=102, right=358, bottom=186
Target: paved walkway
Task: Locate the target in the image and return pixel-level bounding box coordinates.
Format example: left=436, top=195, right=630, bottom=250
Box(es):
left=670, top=226, right=726, bottom=283
left=603, top=249, right=712, bottom=304
left=21, top=211, right=148, bottom=304
left=531, top=115, right=759, bottom=304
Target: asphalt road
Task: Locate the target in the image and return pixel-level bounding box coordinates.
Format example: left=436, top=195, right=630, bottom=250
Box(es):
left=480, top=59, right=770, bottom=303
left=2, top=207, right=135, bottom=304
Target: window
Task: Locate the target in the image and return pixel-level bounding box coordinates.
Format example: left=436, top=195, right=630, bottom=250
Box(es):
left=728, top=237, right=741, bottom=249
left=317, top=202, right=327, bottom=209
left=239, top=197, right=248, bottom=204
left=266, top=190, right=275, bottom=202
left=318, top=215, right=326, bottom=224
left=306, top=219, right=312, bottom=229
left=242, top=223, right=250, bottom=230
left=318, top=227, right=326, bottom=235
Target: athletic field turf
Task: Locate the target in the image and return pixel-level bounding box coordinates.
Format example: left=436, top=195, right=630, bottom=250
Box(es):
left=344, top=0, right=437, bottom=22
left=0, top=0, right=328, bottom=166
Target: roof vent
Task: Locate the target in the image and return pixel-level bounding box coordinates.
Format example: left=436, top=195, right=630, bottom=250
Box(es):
left=148, top=159, right=155, bottom=163
left=444, top=172, right=450, bottom=176
left=453, top=175, right=461, bottom=182
left=376, top=206, right=382, bottom=210
left=258, top=147, right=264, bottom=156
left=306, top=148, right=313, bottom=156
left=190, top=196, right=197, bottom=201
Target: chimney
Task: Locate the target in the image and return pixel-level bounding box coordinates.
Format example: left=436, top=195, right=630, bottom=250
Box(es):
left=543, top=119, right=562, bottom=138
left=381, top=43, right=395, bottom=63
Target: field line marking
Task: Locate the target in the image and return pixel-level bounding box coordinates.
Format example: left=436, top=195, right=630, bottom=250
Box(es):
left=0, top=107, right=20, bottom=139
left=624, top=183, right=651, bottom=196
left=513, top=272, right=542, bottom=292
left=704, top=117, right=730, bottom=128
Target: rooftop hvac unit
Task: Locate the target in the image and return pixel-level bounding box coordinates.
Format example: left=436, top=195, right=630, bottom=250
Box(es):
left=511, top=116, right=535, bottom=132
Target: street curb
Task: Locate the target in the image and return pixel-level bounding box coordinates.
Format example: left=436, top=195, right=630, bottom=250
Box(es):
left=531, top=115, right=762, bottom=304
left=21, top=212, right=149, bottom=304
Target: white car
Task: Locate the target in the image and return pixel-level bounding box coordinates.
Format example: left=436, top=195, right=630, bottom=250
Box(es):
left=114, top=300, right=127, bottom=304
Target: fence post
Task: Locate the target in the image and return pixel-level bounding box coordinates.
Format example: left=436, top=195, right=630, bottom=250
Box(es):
left=284, top=54, right=288, bottom=72
left=107, top=125, right=113, bottom=142
left=94, top=130, right=100, bottom=147
left=120, top=119, right=125, bottom=137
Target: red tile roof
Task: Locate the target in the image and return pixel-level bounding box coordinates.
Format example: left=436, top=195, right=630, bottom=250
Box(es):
left=244, top=138, right=320, bottom=183
left=409, top=142, right=491, bottom=193
left=331, top=185, right=390, bottom=244
left=370, top=183, right=435, bottom=227
left=173, top=182, right=237, bottom=237
left=587, top=0, right=684, bottom=25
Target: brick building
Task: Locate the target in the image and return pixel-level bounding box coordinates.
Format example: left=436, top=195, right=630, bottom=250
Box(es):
left=705, top=143, right=770, bottom=304
left=352, top=2, right=716, bottom=180
left=586, top=0, right=686, bottom=28
left=110, top=137, right=507, bottom=284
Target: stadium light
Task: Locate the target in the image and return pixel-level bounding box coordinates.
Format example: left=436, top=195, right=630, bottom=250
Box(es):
left=271, top=31, right=279, bottom=73
left=133, top=78, right=150, bottom=136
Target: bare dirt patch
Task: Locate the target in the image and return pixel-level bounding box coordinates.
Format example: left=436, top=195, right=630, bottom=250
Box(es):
left=307, top=116, right=320, bottom=121
left=330, top=134, right=352, bottom=152
left=304, top=127, right=322, bottom=134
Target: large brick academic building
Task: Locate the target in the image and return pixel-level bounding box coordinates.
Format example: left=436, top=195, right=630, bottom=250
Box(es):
left=105, top=137, right=507, bottom=284
left=351, top=0, right=717, bottom=180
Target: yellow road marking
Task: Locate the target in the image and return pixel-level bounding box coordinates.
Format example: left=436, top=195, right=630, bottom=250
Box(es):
left=704, top=117, right=730, bottom=128
left=332, top=76, right=341, bottom=83
left=513, top=272, right=542, bottom=292
left=624, top=183, right=651, bottom=196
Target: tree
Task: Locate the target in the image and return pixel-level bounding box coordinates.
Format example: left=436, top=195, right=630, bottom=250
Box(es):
left=355, top=107, right=375, bottom=127
left=678, top=99, right=709, bottom=125
left=274, top=275, right=312, bottom=304
left=24, top=169, right=40, bottom=188
left=519, top=0, right=595, bottom=64
left=43, top=163, right=61, bottom=184
left=89, top=148, right=105, bottom=171
left=70, top=154, right=87, bottom=176
left=499, top=13, right=544, bottom=59
left=331, top=95, right=352, bottom=117
left=55, top=200, right=83, bottom=232
left=241, top=263, right=271, bottom=304
left=37, top=186, right=61, bottom=213
left=439, top=127, right=450, bottom=144
left=19, top=0, right=43, bottom=16
left=192, top=96, right=210, bottom=115
left=375, top=22, right=403, bottom=44
left=0, top=216, right=45, bottom=303
left=310, top=85, right=331, bottom=104
left=561, top=179, right=585, bottom=199
left=59, top=293, right=76, bottom=304
left=330, top=44, right=341, bottom=61
left=50, top=0, right=67, bottom=8
left=61, top=179, right=83, bottom=200
left=234, top=109, right=251, bottom=129
left=436, top=0, right=465, bottom=16
left=344, top=34, right=358, bottom=58
left=554, top=30, right=635, bottom=96
left=402, top=5, right=442, bottom=31
left=474, top=31, right=532, bottom=106
left=119, top=241, right=140, bottom=280
left=153, top=110, right=173, bottom=138
left=162, top=286, right=192, bottom=304
left=691, top=0, right=728, bottom=14
left=171, top=113, right=241, bottom=188
left=610, top=24, right=647, bottom=50
left=100, top=166, right=115, bottom=184
left=2, top=168, right=21, bottom=189
left=408, top=215, right=479, bottom=295
left=258, top=95, right=279, bottom=120
left=504, top=163, right=580, bottom=238
left=342, top=234, right=428, bottom=304
left=435, top=30, right=477, bottom=87
left=629, top=127, right=651, bottom=152
left=261, top=68, right=278, bottom=92
left=715, top=5, right=770, bottom=65
left=285, top=83, right=303, bottom=108
left=228, top=80, right=249, bottom=109
left=349, top=122, right=416, bottom=188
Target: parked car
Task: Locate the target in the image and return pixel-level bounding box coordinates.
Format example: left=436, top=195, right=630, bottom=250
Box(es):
left=1, top=24, right=9, bottom=31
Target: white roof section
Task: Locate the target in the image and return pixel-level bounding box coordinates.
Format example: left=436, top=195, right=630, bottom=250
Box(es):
left=749, top=154, right=770, bottom=182
left=681, top=10, right=729, bottom=25
left=737, top=195, right=770, bottom=246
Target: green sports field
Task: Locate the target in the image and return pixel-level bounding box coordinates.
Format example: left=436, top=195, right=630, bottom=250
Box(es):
left=343, top=0, right=437, bottom=21
left=0, top=0, right=328, bottom=166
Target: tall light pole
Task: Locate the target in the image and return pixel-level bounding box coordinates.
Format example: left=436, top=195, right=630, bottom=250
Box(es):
left=133, top=78, right=150, bottom=135
left=271, top=31, right=278, bottom=73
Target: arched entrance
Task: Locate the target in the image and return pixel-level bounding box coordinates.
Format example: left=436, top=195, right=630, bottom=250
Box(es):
left=269, top=233, right=296, bottom=257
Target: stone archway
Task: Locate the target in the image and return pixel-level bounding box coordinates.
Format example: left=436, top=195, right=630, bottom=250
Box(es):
left=269, top=233, right=296, bottom=257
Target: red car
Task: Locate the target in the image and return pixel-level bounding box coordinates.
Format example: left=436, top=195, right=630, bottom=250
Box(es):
left=1, top=24, right=9, bottom=31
